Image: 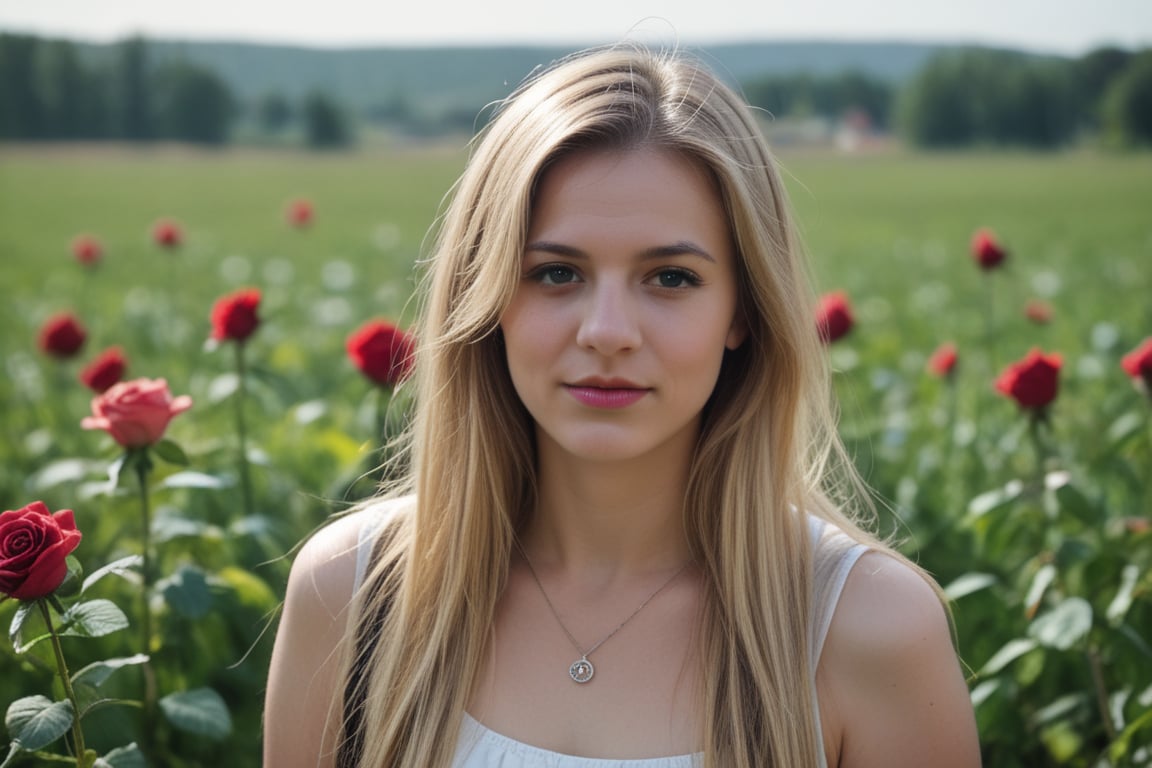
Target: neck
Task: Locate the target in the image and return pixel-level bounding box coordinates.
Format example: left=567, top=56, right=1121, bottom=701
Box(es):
left=522, top=434, right=695, bottom=576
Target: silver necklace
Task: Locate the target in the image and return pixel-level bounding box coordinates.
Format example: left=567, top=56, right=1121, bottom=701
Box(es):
left=516, top=542, right=691, bottom=684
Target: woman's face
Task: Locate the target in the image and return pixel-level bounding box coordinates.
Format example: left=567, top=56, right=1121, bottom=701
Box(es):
left=499, top=147, right=746, bottom=465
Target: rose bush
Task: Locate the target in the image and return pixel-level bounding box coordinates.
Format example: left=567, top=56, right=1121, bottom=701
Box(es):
left=81, top=377, right=193, bottom=447
left=210, top=288, right=262, bottom=343
left=0, top=501, right=82, bottom=601
left=995, top=348, right=1062, bottom=412
left=38, top=312, right=87, bottom=358
left=346, top=319, right=415, bottom=386
left=971, top=228, right=1007, bottom=270
left=79, top=346, right=128, bottom=393
left=815, top=291, right=854, bottom=344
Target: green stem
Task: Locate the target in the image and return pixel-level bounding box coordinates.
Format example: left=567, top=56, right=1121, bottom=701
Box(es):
left=38, top=601, right=88, bottom=766
left=134, top=456, right=157, bottom=753
left=985, top=272, right=999, bottom=373
left=1026, top=411, right=1057, bottom=495
left=233, top=342, right=254, bottom=516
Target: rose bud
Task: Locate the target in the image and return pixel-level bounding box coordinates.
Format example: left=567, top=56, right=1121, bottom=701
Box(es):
left=0, top=501, right=82, bottom=601
left=816, top=291, right=854, bottom=344
left=38, top=312, right=87, bottom=359
left=927, top=342, right=959, bottom=378
left=71, top=234, right=103, bottom=266
left=286, top=199, right=314, bottom=228
left=1121, top=337, right=1152, bottom=393
left=995, top=348, right=1062, bottom=413
left=1024, top=299, right=1053, bottom=325
left=152, top=218, right=183, bottom=249
left=81, top=377, right=193, bottom=448
left=79, top=346, right=128, bottom=393
left=346, top=320, right=415, bottom=387
left=210, top=288, right=262, bottom=343
left=971, top=228, right=1007, bottom=270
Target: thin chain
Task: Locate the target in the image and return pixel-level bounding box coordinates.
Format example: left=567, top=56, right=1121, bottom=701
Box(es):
left=515, top=539, right=691, bottom=659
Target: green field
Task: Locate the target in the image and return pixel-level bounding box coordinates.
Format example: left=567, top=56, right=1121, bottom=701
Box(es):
left=1, top=144, right=1150, bottom=764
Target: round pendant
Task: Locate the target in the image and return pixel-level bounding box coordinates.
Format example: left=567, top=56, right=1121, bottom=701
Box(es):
left=569, top=658, right=594, bottom=683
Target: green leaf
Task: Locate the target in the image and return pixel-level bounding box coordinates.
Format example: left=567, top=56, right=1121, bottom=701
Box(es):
left=943, top=572, right=997, bottom=601
left=981, top=637, right=1039, bottom=675
left=4, top=695, right=73, bottom=751
left=8, top=601, right=35, bottom=649
left=81, top=555, right=143, bottom=594
left=1024, top=564, right=1057, bottom=620
left=72, top=654, right=150, bottom=689
left=159, top=471, right=229, bottom=491
left=151, top=516, right=209, bottom=543
left=159, top=566, right=212, bottom=619
left=106, top=453, right=128, bottom=490
left=1029, top=597, right=1093, bottom=651
left=152, top=439, right=189, bottom=466
left=1110, top=707, right=1152, bottom=762
left=59, top=599, right=130, bottom=639
left=967, top=480, right=1025, bottom=517
left=159, top=688, right=232, bottom=739
left=1107, top=564, right=1140, bottom=625
left=93, top=742, right=146, bottom=768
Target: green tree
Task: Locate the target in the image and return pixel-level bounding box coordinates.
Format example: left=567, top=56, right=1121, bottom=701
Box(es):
left=113, top=36, right=153, bottom=141
left=153, top=62, right=234, bottom=145
left=1074, top=47, right=1133, bottom=128
left=0, top=34, right=44, bottom=138
left=898, top=48, right=1077, bottom=148
left=257, top=92, right=293, bottom=135
left=302, top=91, right=352, bottom=149
left=1101, top=50, right=1152, bottom=147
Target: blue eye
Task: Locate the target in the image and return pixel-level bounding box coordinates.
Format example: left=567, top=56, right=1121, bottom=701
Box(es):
left=652, top=269, right=701, bottom=289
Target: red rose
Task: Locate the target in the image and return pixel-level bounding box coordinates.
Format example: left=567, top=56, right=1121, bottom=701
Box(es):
left=1024, top=299, right=1053, bottom=325
left=927, top=342, right=958, bottom=378
left=816, top=291, right=854, bottom=344
left=346, top=320, right=415, bottom=387
left=1122, top=337, right=1152, bottom=391
left=971, top=228, right=1007, bottom=270
left=81, top=377, right=193, bottom=448
left=210, top=288, right=262, bottom=343
left=995, top=348, right=1062, bottom=412
left=80, top=346, right=128, bottom=393
left=0, top=501, right=82, bottom=601
left=152, top=219, right=183, bottom=249
left=38, top=312, right=87, bottom=358
left=71, top=234, right=103, bottom=266
left=286, top=199, right=313, bottom=228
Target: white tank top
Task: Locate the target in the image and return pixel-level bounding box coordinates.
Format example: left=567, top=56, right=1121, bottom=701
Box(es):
left=353, top=506, right=867, bottom=768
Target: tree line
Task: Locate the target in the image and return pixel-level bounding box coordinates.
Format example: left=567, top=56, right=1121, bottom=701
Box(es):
left=743, top=46, right=1152, bottom=148
left=1, top=32, right=1149, bottom=149
left=0, top=34, right=352, bottom=148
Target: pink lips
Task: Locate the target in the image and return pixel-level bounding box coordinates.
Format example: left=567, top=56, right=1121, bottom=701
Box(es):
left=565, top=381, right=649, bottom=409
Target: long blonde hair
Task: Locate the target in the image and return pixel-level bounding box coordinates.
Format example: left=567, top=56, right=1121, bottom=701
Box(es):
left=337, top=42, right=888, bottom=767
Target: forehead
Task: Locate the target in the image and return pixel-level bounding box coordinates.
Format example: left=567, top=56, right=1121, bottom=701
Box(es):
left=527, top=147, right=732, bottom=256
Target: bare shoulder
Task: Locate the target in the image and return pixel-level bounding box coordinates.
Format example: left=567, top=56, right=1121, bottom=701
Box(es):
left=819, top=551, right=982, bottom=768
left=263, top=498, right=412, bottom=767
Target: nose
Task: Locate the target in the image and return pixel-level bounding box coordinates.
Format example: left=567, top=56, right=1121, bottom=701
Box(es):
left=575, top=282, right=642, bottom=355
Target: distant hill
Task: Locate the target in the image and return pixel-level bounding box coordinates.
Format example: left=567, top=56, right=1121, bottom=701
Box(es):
left=75, top=38, right=1032, bottom=122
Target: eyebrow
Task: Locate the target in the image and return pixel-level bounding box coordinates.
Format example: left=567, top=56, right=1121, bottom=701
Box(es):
left=524, top=239, right=716, bottom=263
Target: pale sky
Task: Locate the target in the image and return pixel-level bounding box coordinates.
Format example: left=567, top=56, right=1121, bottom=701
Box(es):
left=1, top=0, right=1150, bottom=54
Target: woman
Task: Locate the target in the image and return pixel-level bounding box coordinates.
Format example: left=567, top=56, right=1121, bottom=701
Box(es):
left=264, top=43, right=981, bottom=767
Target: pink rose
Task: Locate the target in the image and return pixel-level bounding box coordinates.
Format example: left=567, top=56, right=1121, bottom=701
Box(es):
left=0, top=501, right=82, bottom=601
left=81, top=377, right=193, bottom=448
